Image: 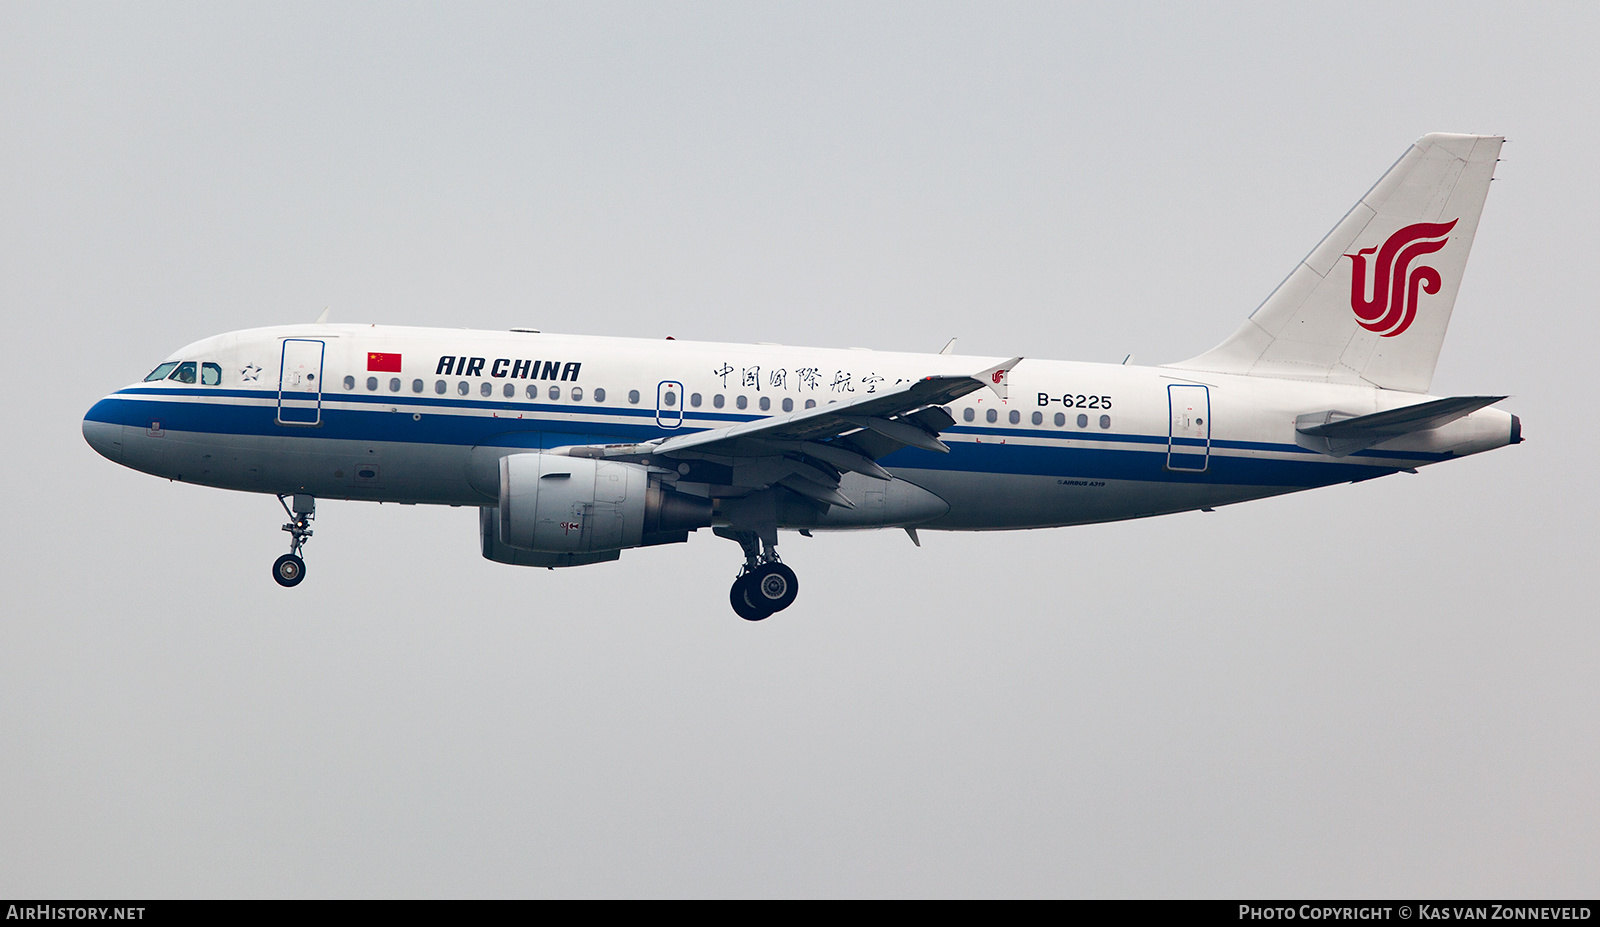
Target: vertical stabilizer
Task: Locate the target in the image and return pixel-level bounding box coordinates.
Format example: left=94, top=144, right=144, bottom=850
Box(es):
left=1170, top=134, right=1502, bottom=393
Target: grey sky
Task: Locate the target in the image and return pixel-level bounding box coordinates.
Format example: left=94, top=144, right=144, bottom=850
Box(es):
left=2, top=2, right=1595, bottom=897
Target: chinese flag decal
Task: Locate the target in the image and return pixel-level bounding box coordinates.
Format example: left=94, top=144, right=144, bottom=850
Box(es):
left=367, top=352, right=402, bottom=372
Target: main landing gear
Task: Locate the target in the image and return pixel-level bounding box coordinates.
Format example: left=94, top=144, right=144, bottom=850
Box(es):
left=717, top=528, right=799, bottom=621
left=273, top=494, right=315, bottom=588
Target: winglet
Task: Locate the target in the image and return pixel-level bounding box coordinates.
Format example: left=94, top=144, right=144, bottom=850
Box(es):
left=315, top=306, right=331, bottom=324
left=976, top=357, right=1023, bottom=400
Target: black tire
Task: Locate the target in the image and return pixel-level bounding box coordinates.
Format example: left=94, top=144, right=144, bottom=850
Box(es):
left=272, top=553, right=306, bottom=587
left=750, top=562, right=799, bottom=612
left=730, top=575, right=772, bottom=621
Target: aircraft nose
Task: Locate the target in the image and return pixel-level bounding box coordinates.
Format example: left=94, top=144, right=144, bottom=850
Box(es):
left=83, top=399, right=125, bottom=462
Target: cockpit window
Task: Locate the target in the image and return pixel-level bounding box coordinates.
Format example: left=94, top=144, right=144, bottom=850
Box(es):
left=145, top=362, right=180, bottom=382
left=201, top=363, right=222, bottom=385
left=169, top=362, right=197, bottom=384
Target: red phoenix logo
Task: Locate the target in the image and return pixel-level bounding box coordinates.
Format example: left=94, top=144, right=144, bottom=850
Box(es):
left=991, top=370, right=1006, bottom=384
left=1345, top=220, right=1457, bottom=338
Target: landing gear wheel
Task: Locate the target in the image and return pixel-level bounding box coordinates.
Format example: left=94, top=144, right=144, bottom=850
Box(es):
left=716, top=528, right=800, bottom=621
left=273, top=553, right=306, bottom=587
left=750, top=562, right=799, bottom=612
left=731, top=575, right=773, bottom=621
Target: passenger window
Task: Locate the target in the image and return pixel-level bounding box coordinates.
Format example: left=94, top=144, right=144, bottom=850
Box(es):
left=1077, top=413, right=1088, bottom=428
left=549, top=385, right=561, bottom=400
left=201, top=363, right=222, bottom=385
left=389, top=378, right=401, bottom=392
left=805, top=399, right=816, bottom=409
left=144, top=362, right=180, bottom=382
left=663, top=390, right=676, bottom=407
left=963, top=407, right=974, bottom=422
left=343, top=375, right=356, bottom=390
left=759, top=396, right=770, bottom=411
left=571, top=387, right=583, bottom=401
left=435, top=380, right=447, bottom=395
left=713, top=394, right=725, bottom=409
left=1054, top=412, right=1065, bottom=427
left=457, top=381, right=469, bottom=396
left=525, top=384, right=538, bottom=399
left=1031, top=411, right=1043, bottom=425
left=690, top=393, right=702, bottom=408
left=782, top=398, right=793, bottom=412
left=169, top=362, right=197, bottom=384
left=480, top=382, right=492, bottom=397
left=628, top=390, right=640, bottom=404
left=985, top=408, right=997, bottom=423
left=503, top=383, right=514, bottom=398
left=412, top=379, right=424, bottom=393
left=1009, top=410, right=1020, bottom=424
left=368, top=377, right=379, bottom=391
left=594, top=388, right=606, bottom=402
left=1099, top=414, right=1111, bottom=429
left=736, top=396, right=748, bottom=410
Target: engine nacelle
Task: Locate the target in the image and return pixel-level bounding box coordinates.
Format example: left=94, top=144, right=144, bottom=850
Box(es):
left=479, top=507, right=622, bottom=568
left=492, top=454, right=711, bottom=559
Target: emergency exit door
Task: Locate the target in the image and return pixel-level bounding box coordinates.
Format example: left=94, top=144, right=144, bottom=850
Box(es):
left=656, top=380, right=684, bottom=429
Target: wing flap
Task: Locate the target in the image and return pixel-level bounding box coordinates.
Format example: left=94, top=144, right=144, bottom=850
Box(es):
left=843, top=416, right=950, bottom=453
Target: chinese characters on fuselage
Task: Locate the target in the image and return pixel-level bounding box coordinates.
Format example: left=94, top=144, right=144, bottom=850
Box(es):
left=713, top=362, right=897, bottom=394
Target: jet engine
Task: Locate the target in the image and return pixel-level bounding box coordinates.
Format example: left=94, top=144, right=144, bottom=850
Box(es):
left=481, top=453, right=711, bottom=567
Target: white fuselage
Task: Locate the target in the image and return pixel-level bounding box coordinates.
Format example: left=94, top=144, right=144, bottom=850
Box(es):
left=82, top=324, right=1518, bottom=532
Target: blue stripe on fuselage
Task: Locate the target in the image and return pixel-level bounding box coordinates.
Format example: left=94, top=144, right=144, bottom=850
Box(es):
left=85, top=391, right=1423, bottom=489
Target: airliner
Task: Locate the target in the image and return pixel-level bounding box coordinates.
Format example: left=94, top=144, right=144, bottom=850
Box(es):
left=83, top=133, right=1520, bottom=620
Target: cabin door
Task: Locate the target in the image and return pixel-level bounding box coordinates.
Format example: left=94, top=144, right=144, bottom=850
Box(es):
left=277, top=339, right=325, bottom=426
left=1166, top=384, right=1210, bottom=472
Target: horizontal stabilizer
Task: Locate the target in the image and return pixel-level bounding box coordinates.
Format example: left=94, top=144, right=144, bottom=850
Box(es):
left=1296, top=395, right=1505, bottom=456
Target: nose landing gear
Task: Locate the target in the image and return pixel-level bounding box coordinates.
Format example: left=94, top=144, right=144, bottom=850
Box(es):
left=718, top=528, right=799, bottom=621
left=273, top=494, right=315, bottom=587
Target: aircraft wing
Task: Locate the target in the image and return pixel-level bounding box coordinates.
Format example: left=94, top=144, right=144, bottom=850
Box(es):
left=556, top=357, right=1022, bottom=508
